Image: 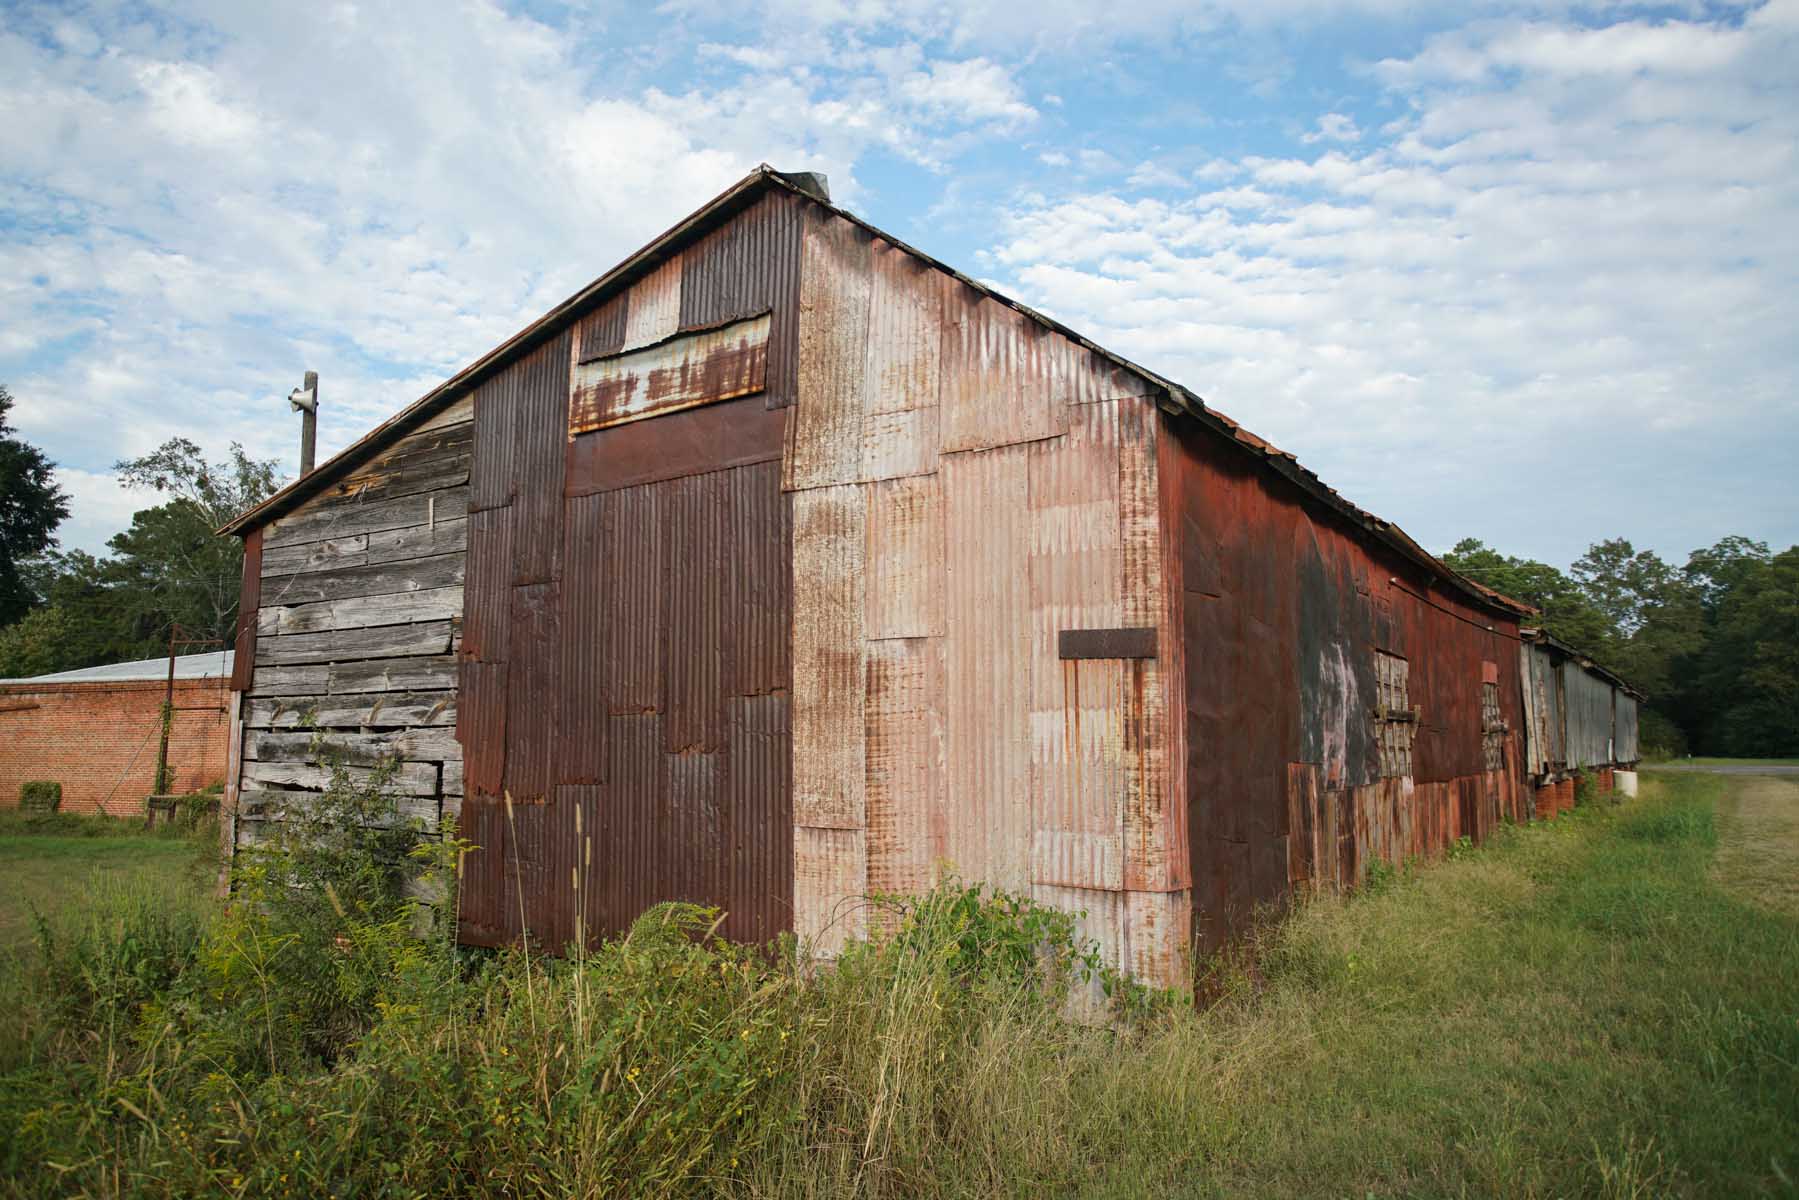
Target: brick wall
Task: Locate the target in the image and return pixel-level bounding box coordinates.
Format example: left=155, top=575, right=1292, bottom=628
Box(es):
left=0, top=678, right=232, bottom=816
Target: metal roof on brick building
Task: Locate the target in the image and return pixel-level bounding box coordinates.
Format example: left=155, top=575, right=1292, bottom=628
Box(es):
left=0, top=651, right=236, bottom=687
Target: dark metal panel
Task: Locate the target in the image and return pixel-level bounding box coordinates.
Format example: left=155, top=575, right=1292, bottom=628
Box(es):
left=728, top=460, right=790, bottom=696
left=564, top=392, right=786, bottom=498
left=678, top=190, right=804, bottom=409
left=470, top=373, right=516, bottom=512
left=460, top=508, right=513, bottom=664
left=665, top=750, right=726, bottom=908
left=456, top=660, right=508, bottom=797
left=510, top=333, right=570, bottom=586
left=603, top=483, right=663, bottom=715
left=504, top=582, right=559, bottom=802
left=230, top=528, right=262, bottom=691
left=1059, top=627, right=1157, bottom=660
left=603, top=713, right=663, bottom=934
left=558, top=494, right=607, bottom=784
left=577, top=290, right=628, bottom=362
left=728, top=692, right=792, bottom=944
left=664, top=471, right=730, bottom=753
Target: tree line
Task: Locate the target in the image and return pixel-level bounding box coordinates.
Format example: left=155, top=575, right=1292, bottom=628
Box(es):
left=0, top=381, right=1791, bottom=757
left=1442, top=536, right=1797, bottom=758
left=0, top=383, right=281, bottom=678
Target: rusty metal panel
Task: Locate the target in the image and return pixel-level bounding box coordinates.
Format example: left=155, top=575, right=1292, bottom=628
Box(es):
left=1027, top=404, right=1125, bottom=892
left=728, top=693, right=792, bottom=944
left=861, top=240, right=942, bottom=483
left=786, top=209, right=872, bottom=491
left=791, top=484, right=866, bottom=829
left=565, top=393, right=786, bottom=498
left=678, top=190, right=804, bottom=409
left=944, top=443, right=1032, bottom=890
left=795, top=825, right=865, bottom=956
left=230, top=528, right=262, bottom=691
left=1119, top=400, right=1177, bottom=892
left=503, top=582, right=559, bottom=802
left=664, top=471, right=730, bottom=754
left=460, top=508, right=513, bottom=664
left=569, top=314, right=770, bottom=435
left=1123, top=888, right=1190, bottom=992
left=865, top=474, right=943, bottom=640
left=603, top=713, right=664, bottom=933
left=602, top=483, right=662, bottom=714
left=727, top=460, right=790, bottom=696
left=1031, top=882, right=1123, bottom=1009
left=576, top=290, right=628, bottom=362
left=622, top=254, right=682, bottom=350
left=866, top=637, right=946, bottom=904
left=940, top=285, right=1069, bottom=454
left=664, top=750, right=725, bottom=909
left=470, top=371, right=516, bottom=512
left=510, top=334, right=569, bottom=586
left=558, top=494, right=606, bottom=784
left=1166, top=408, right=1525, bottom=953
left=456, top=660, right=508, bottom=797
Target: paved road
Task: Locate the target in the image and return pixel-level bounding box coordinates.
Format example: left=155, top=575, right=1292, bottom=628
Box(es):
left=1642, top=762, right=1799, bottom=776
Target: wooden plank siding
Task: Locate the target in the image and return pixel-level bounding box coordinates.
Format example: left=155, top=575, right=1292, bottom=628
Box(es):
left=230, top=395, right=472, bottom=848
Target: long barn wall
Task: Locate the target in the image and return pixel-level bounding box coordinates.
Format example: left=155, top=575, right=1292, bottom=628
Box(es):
left=1162, top=419, right=1527, bottom=955
left=784, top=206, right=1191, bottom=989
left=228, top=397, right=472, bottom=851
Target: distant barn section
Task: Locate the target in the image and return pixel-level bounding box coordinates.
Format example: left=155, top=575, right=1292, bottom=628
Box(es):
left=0, top=653, right=233, bottom=815
left=217, top=166, right=1641, bottom=990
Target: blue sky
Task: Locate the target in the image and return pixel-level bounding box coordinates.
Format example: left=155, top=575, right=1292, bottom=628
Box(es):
left=3, top=0, right=1795, bottom=569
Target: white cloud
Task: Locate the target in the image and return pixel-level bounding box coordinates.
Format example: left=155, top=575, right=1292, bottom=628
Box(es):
left=1302, top=112, right=1362, bottom=143
left=986, top=5, right=1799, bottom=561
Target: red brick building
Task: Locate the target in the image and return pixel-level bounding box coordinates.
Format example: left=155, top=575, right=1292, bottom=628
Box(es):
left=0, top=653, right=234, bottom=816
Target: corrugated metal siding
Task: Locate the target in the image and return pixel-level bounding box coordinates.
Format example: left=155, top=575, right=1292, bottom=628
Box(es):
left=509, top=335, right=570, bottom=586
left=623, top=255, right=683, bottom=350
left=943, top=444, right=1033, bottom=891
left=1520, top=642, right=1563, bottom=776
left=1165, top=414, right=1525, bottom=955
left=559, top=495, right=606, bottom=784
left=861, top=243, right=942, bottom=483
left=664, top=472, right=730, bottom=754
left=791, top=484, right=867, bottom=830
left=678, top=190, right=804, bottom=409
left=470, top=375, right=516, bottom=512
left=459, top=322, right=796, bottom=949
left=576, top=291, right=628, bottom=362
left=786, top=209, right=872, bottom=491
left=1614, top=691, right=1639, bottom=763
left=1562, top=662, right=1614, bottom=768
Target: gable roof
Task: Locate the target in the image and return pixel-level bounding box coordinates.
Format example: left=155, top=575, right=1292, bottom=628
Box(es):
left=220, top=164, right=1532, bottom=620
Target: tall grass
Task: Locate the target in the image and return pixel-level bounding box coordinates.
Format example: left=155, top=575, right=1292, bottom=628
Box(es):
left=1, top=771, right=1794, bottom=1198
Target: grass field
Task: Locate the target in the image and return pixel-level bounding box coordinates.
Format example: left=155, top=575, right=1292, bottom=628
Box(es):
left=1, top=773, right=1794, bottom=1198
left=0, top=828, right=211, bottom=950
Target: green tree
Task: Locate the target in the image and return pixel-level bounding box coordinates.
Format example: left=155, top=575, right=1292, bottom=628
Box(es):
left=1440, top=538, right=1613, bottom=650
left=1691, top=547, right=1799, bottom=757
left=0, top=384, right=70, bottom=625
left=109, top=439, right=282, bottom=644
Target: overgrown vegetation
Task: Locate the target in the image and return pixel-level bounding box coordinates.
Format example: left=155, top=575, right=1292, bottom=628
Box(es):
left=3, top=769, right=1794, bottom=1197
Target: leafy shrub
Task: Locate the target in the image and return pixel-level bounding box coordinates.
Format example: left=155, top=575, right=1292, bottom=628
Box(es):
left=1573, top=771, right=1598, bottom=808
left=19, top=779, right=60, bottom=812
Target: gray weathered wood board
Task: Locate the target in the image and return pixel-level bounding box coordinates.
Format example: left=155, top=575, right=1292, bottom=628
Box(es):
left=264, top=488, right=471, bottom=549
left=255, top=551, right=466, bottom=606
left=243, top=691, right=456, bottom=729
left=255, top=620, right=455, bottom=666
left=250, top=655, right=458, bottom=697
left=245, top=726, right=461, bottom=765
left=240, top=759, right=439, bottom=795
left=258, top=585, right=463, bottom=636
left=261, top=517, right=469, bottom=577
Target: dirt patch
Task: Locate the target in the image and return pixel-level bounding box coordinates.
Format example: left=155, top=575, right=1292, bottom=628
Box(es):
left=1713, top=774, right=1799, bottom=914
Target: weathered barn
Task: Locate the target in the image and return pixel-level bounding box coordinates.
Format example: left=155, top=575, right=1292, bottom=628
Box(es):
left=1519, top=629, right=1644, bottom=814
left=221, top=165, right=1552, bottom=988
